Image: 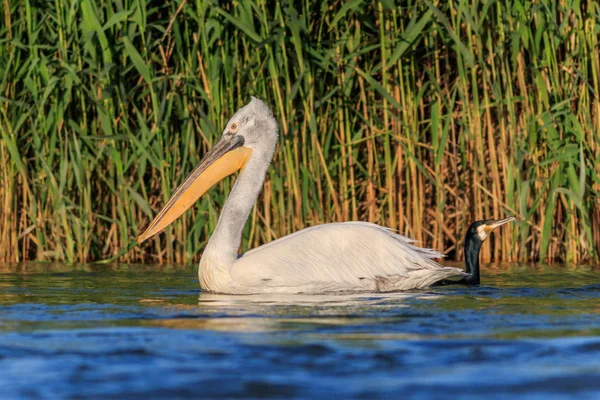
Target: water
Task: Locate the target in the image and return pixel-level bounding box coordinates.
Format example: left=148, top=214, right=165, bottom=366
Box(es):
left=1, top=263, right=599, bottom=399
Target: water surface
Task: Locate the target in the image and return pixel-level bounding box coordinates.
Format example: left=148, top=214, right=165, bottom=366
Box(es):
left=1, top=263, right=599, bottom=399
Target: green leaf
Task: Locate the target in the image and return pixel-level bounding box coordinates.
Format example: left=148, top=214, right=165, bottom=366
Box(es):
left=353, top=66, right=403, bottom=110
left=103, top=10, right=131, bottom=31
left=81, top=0, right=113, bottom=64
left=426, top=1, right=475, bottom=68
left=123, top=36, right=151, bottom=85
left=214, top=7, right=262, bottom=42
left=386, top=9, right=432, bottom=68
left=329, top=0, right=363, bottom=30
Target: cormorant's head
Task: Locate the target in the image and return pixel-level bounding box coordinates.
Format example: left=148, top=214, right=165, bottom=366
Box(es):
left=466, top=217, right=515, bottom=245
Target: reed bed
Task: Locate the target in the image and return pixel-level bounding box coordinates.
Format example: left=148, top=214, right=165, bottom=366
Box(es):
left=1, top=0, right=599, bottom=264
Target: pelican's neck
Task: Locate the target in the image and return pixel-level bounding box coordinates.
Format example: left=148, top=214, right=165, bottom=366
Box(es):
left=203, top=147, right=273, bottom=267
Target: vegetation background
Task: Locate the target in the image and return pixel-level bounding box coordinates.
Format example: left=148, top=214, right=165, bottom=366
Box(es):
left=1, top=0, right=599, bottom=264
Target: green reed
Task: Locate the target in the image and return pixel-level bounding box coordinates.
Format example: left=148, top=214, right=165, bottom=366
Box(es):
left=0, top=0, right=599, bottom=264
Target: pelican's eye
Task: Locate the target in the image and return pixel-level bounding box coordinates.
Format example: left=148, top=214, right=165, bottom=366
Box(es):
left=229, top=123, right=239, bottom=134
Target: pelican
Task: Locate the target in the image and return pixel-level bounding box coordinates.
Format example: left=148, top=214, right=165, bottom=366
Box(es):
left=138, top=97, right=514, bottom=294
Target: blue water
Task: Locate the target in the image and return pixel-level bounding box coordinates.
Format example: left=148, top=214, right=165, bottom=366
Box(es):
left=1, top=263, right=599, bottom=399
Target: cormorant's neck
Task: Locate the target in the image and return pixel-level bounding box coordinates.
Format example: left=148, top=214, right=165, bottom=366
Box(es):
left=463, top=235, right=483, bottom=284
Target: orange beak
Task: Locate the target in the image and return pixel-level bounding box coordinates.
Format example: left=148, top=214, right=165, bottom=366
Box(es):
left=137, top=135, right=252, bottom=244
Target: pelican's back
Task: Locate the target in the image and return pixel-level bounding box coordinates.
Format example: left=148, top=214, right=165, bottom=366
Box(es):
left=230, top=222, right=466, bottom=293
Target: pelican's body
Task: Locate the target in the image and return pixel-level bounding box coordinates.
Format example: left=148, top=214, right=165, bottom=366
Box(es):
left=138, top=98, right=513, bottom=294
left=201, top=222, right=464, bottom=294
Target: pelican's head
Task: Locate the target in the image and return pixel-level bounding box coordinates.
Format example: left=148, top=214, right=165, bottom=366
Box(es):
left=224, top=96, right=278, bottom=152
left=137, top=97, right=277, bottom=244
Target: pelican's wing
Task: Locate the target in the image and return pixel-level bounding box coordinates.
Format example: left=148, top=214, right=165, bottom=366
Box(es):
left=230, top=222, right=466, bottom=292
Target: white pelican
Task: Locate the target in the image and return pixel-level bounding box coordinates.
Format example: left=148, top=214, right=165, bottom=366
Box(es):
left=138, top=97, right=514, bottom=294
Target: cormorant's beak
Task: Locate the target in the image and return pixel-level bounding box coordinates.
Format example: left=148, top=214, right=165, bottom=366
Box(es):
left=137, top=134, right=252, bottom=244
left=483, top=216, right=516, bottom=234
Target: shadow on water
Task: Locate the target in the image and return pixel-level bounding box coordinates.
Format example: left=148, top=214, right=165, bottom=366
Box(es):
left=0, top=262, right=599, bottom=399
